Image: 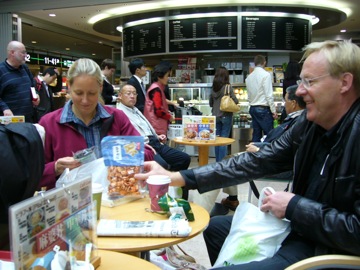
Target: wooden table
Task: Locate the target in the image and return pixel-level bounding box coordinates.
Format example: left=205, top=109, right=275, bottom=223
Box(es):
left=173, top=137, right=235, bottom=166
left=97, top=198, right=209, bottom=256
left=97, top=250, right=160, bottom=269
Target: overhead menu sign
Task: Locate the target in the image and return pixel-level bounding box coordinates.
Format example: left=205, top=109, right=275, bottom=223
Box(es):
left=123, top=21, right=166, bottom=57
left=241, top=16, right=310, bottom=51
left=169, top=16, right=238, bottom=52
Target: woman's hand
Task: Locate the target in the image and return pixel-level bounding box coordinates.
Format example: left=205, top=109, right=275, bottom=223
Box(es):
left=54, top=157, right=81, bottom=176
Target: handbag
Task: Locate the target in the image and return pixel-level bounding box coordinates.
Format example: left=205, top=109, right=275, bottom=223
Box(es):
left=150, top=245, right=207, bottom=270
left=220, top=84, right=240, bottom=113
left=213, top=187, right=291, bottom=267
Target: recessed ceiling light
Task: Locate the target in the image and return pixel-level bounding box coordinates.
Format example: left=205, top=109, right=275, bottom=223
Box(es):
left=65, top=48, right=70, bottom=50
left=49, top=13, right=56, bottom=17
left=340, top=29, right=347, bottom=33
left=31, top=41, right=37, bottom=44
left=92, top=53, right=96, bottom=56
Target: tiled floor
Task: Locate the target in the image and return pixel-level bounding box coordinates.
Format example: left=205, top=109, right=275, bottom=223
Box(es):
left=176, top=156, right=290, bottom=269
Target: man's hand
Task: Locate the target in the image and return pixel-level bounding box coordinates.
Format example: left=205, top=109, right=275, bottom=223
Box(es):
left=260, top=190, right=295, bottom=219
left=3, top=109, right=13, bottom=116
left=32, top=94, right=40, bottom=106
left=158, top=134, right=167, bottom=143
left=245, top=142, right=260, bottom=152
left=135, top=161, right=185, bottom=187
left=273, top=112, right=278, bottom=119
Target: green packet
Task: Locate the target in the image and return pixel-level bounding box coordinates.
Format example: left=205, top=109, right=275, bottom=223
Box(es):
left=158, top=193, right=195, bottom=221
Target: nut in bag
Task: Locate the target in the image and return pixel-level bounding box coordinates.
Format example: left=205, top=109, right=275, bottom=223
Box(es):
left=101, top=136, right=145, bottom=198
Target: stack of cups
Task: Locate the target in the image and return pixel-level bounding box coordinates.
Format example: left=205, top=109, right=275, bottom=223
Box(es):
left=146, top=175, right=171, bottom=211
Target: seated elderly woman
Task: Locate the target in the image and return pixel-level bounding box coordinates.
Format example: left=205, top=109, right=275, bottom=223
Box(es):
left=39, top=58, right=154, bottom=190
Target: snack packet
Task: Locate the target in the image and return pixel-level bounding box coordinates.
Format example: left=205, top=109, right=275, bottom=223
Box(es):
left=101, top=136, right=144, bottom=198
left=158, top=193, right=195, bottom=221
left=73, top=147, right=96, bottom=164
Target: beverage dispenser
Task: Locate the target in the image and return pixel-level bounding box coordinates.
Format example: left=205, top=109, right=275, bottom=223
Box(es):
left=202, top=68, right=215, bottom=83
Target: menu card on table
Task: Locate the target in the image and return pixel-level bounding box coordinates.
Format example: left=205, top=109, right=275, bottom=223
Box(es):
left=182, top=116, right=216, bottom=141
left=9, top=177, right=99, bottom=270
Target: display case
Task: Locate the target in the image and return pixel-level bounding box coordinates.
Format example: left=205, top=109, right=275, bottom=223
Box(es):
left=168, top=83, right=213, bottom=116
left=169, top=83, right=284, bottom=119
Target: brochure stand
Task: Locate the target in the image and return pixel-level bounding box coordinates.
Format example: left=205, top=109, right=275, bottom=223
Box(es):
left=9, top=177, right=100, bottom=269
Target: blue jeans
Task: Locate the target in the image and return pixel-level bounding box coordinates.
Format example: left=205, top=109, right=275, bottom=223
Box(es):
left=249, top=106, right=274, bottom=142
left=215, top=115, right=232, bottom=162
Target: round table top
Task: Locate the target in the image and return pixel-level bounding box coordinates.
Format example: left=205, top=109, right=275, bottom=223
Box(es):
left=97, top=197, right=209, bottom=252
left=97, top=250, right=160, bottom=269
left=173, top=136, right=235, bottom=147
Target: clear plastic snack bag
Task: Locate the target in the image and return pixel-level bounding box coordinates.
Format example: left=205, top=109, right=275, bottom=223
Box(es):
left=101, top=136, right=145, bottom=198
left=73, top=147, right=97, bottom=164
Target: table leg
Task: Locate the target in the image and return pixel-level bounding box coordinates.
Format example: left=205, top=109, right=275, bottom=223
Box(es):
left=198, top=146, right=209, bottom=166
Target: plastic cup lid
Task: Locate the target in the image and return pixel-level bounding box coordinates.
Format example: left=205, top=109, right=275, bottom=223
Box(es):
left=92, top=183, right=103, bottom=193
left=146, top=175, right=171, bottom=185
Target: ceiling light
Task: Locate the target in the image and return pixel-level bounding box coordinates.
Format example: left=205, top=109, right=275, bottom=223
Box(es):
left=92, top=53, right=96, bottom=56
left=116, top=26, right=123, bottom=32
left=88, top=0, right=352, bottom=25
left=312, top=16, right=320, bottom=25
left=31, top=41, right=37, bottom=44
left=340, top=29, right=347, bottom=33
left=65, top=48, right=70, bottom=50
left=49, top=13, right=56, bottom=17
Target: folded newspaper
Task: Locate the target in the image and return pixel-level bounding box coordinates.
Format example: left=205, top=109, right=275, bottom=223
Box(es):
left=97, top=219, right=192, bottom=237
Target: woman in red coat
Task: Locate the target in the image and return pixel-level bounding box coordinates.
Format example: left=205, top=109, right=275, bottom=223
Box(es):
left=143, top=64, right=174, bottom=135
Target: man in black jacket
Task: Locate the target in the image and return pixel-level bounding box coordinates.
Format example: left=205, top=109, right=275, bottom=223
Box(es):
left=135, top=40, right=360, bottom=269
left=100, top=59, right=118, bottom=105
left=34, top=67, right=57, bottom=121
left=127, top=58, right=147, bottom=113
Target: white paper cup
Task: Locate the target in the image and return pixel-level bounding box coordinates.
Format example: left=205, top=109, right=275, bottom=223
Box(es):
left=146, top=175, right=171, bottom=211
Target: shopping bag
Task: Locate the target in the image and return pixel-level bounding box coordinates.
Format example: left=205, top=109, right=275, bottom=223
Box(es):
left=220, top=84, right=240, bottom=113
left=213, top=187, right=291, bottom=267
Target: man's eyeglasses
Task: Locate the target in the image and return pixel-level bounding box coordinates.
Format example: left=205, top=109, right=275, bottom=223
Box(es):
left=297, top=73, right=330, bottom=90
left=123, top=92, right=138, bottom=97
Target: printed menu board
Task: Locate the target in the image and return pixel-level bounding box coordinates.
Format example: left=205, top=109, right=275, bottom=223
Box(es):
left=123, top=21, right=166, bottom=57
left=241, top=16, right=310, bottom=51
left=169, top=16, right=238, bottom=52
left=10, top=177, right=98, bottom=270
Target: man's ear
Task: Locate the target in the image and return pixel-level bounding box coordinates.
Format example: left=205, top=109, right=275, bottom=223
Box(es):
left=340, top=72, right=353, bottom=94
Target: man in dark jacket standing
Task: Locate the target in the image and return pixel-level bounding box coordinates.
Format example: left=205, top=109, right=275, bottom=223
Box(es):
left=135, top=40, right=360, bottom=269
left=34, top=67, right=57, bottom=121
left=127, top=58, right=147, bottom=113
left=100, top=59, right=118, bottom=105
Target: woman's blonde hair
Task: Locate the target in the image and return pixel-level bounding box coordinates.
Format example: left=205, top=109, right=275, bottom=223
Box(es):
left=67, top=58, right=103, bottom=87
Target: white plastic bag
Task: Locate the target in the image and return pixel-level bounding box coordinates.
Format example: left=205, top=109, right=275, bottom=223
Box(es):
left=55, top=158, right=108, bottom=189
left=213, top=187, right=291, bottom=267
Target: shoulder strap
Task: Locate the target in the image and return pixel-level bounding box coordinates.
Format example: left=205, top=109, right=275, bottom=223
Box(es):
left=224, top=84, right=231, bottom=95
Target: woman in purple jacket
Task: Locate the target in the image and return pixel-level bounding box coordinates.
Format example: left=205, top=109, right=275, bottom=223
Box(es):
left=39, top=58, right=154, bottom=190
